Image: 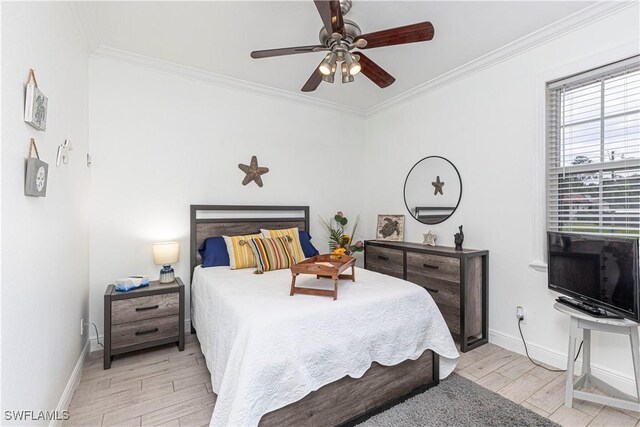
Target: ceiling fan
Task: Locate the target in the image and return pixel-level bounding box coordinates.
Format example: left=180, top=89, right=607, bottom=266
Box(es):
left=250, top=0, right=434, bottom=92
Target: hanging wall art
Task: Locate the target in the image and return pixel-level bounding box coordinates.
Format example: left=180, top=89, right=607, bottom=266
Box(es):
left=24, top=69, right=48, bottom=131
left=25, top=138, right=48, bottom=197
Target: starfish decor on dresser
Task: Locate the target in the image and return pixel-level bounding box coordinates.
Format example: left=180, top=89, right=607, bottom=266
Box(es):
left=238, top=155, right=269, bottom=187
left=423, top=230, right=437, bottom=246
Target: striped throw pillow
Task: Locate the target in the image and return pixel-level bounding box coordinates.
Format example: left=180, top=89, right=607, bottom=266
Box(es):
left=260, top=227, right=305, bottom=263
left=247, top=237, right=297, bottom=273
left=223, top=233, right=262, bottom=269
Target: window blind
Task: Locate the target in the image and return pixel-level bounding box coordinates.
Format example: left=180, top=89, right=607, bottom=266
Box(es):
left=547, top=56, right=640, bottom=236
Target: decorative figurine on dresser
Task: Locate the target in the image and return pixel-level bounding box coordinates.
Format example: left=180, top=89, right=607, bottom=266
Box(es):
left=423, top=230, right=437, bottom=247
left=454, top=225, right=464, bottom=251
left=103, top=278, right=185, bottom=369
left=364, top=240, right=488, bottom=352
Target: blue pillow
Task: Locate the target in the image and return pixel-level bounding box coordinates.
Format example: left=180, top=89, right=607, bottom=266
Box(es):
left=299, top=230, right=320, bottom=258
left=198, top=236, right=230, bottom=267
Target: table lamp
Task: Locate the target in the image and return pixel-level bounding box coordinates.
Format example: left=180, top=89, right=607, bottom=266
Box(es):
left=152, top=241, right=179, bottom=283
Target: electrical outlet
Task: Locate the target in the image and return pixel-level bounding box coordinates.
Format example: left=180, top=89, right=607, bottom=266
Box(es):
left=80, top=317, right=84, bottom=336
left=516, top=306, right=526, bottom=324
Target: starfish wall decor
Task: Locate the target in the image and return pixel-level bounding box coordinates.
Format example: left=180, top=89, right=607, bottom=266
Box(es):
left=432, top=176, right=444, bottom=195
left=238, top=155, right=269, bottom=187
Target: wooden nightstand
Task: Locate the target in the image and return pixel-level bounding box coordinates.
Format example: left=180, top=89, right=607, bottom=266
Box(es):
left=103, top=278, right=185, bottom=369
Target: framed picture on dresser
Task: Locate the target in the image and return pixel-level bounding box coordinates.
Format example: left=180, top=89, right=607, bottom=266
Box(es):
left=376, top=214, right=405, bottom=241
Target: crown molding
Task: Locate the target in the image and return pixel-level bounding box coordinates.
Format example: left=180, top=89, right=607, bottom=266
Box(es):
left=90, top=46, right=366, bottom=117
left=365, top=0, right=639, bottom=116
left=78, top=1, right=636, bottom=118
left=68, top=2, right=102, bottom=52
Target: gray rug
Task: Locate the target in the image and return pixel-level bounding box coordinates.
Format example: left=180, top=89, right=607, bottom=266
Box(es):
left=357, top=374, right=559, bottom=427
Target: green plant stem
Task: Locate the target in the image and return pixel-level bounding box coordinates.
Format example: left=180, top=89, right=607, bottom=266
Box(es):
left=350, top=214, right=360, bottom=244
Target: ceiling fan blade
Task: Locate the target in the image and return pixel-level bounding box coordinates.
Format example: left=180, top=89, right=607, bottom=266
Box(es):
left=301, top=61, right=324, bottom=92
left=355, top=22, right=434, bottom=49
left=250, top=45, right=328, bottom=59
left=314, top=0, right=345, bottom=36
left=356, top=52, right=395, bottom=88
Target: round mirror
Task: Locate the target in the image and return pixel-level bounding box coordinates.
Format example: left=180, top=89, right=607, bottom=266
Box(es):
left=403, top=156, right=462, bottom=225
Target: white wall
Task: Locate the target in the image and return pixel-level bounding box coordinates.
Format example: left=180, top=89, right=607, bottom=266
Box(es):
left=362, top=6, right=640, bottom=391
left=2, top=1, right=635, bottom=415
left=88, top=58, right=365, bottom=336
left=87, top=6, right=640, bottom=391
left=0, top=0, right=5, bottom=414
left=1, top=2, right=90, bottom=422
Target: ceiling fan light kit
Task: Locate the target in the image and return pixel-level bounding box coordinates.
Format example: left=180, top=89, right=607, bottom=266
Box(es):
left=319, top=52, right=338, bottom=75
left=250, top=0, right=434, bottom=92
left=322, top=62, right=337, bottom=83
left=341, top=62, right=354, bottom=83
left=344, top=51, right=360, bottom=75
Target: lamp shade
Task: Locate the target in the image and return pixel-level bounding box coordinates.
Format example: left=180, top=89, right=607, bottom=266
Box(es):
left=152, top=241, right=179, bottom=265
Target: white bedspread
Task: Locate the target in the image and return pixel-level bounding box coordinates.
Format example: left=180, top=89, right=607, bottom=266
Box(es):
left=192, top=265, right=459, bottom=427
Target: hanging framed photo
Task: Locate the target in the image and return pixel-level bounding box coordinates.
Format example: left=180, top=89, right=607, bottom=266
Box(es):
left=25, top=139, right=48, bottom=197
left=376, top=214, right=405, bottom=241
left=24, top=69, right=48, bottom=131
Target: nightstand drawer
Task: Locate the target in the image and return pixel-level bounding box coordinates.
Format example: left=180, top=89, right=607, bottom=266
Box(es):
left=365, top=245, right=404, bottom=279
left=112, top=293, right=179, bottom=325
left=111, top=315, right=179, bottom=349
left=406, top=252, right=460, bottom=283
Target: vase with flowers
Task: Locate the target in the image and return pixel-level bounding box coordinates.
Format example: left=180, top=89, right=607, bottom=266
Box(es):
left=321, top=211, right=364, bottom=256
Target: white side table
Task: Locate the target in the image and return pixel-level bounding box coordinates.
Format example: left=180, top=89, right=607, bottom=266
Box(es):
left=555, top=302, right=640, bottom=412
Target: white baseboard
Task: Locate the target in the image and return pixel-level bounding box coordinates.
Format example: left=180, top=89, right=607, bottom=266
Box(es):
left=50, top=339, right=90, bottom=427
left=89, top=319, right=192, bottom=353
left=489, top=328, right=637, bottom=396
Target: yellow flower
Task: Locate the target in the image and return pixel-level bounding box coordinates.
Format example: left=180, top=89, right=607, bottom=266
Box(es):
left=332, top=247, right=346, bottom=255
left=342, top=235, right=351, bottom=244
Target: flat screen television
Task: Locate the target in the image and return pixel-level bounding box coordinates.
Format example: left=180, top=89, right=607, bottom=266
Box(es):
left=547, top=231, right=640, bottom=322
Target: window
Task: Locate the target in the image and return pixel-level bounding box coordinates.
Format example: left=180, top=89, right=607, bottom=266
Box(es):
left=547, top=56, right=640, bottom=236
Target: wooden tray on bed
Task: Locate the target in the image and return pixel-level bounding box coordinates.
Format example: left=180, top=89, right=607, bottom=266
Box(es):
left=289, top=254, right=356, bottom=300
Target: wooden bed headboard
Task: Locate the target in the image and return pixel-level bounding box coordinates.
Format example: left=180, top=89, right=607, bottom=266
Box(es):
left=190, top=205, right=310, bottom=274
left=189, top=205, right=309, bottom=334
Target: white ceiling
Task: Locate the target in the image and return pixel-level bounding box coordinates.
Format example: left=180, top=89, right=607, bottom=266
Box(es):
left=87, top=1, right=597, bottom=110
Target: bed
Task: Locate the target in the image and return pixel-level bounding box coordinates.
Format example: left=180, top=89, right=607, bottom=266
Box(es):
left=189, top=205, right=459, bottom=427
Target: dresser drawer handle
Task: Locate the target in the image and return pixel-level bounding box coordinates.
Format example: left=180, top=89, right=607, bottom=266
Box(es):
left=425, top=288, right=439, bottom=293
left=135, top=305, right=159, bottom=312
left=135, top=328, right=159, bottom=336
left=377, top=255, right=390, bottom=261
left=423, top=264, right=439, bottom=270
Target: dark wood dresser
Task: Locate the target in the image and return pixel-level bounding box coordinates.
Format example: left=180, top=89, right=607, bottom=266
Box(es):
left=364, top=240, right=488, bottom=352
left=103, top=278, right=185, bottom=369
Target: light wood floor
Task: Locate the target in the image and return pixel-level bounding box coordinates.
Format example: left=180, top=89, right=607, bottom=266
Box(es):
left=66, top=334, right=638, bottom=426
left=455, top=343, right=640, bottom=427
left=66, top=334, right=215, bottom=427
